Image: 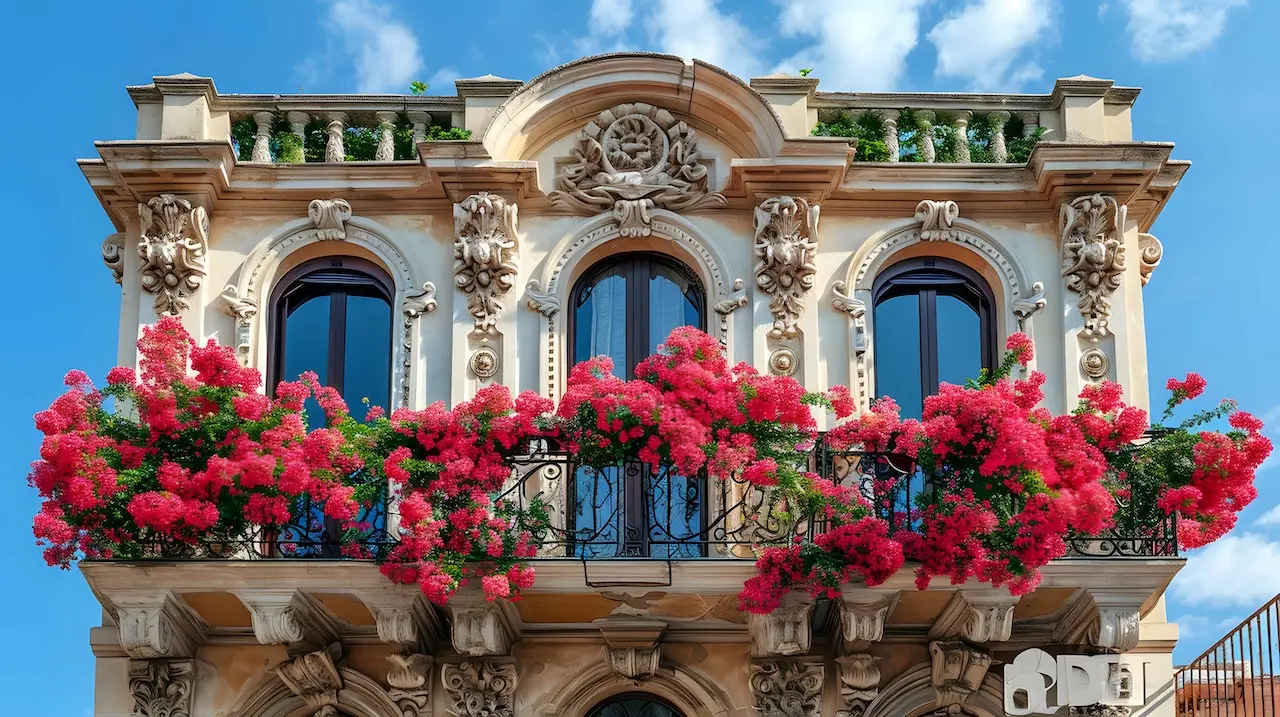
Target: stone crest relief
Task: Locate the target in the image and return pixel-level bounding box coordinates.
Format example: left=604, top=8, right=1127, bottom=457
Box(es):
left=138, top=194, right=209, bottom=315
left=551, top=102, right=727, bottom=236
left=754, top=196, right=820, bottom=339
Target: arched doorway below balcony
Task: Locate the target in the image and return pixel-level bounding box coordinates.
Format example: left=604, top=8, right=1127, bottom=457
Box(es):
left=586, top=693, right=686, bottom=717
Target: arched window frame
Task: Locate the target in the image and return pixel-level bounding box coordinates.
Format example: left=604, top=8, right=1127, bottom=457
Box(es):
left=871, top=257, right=997, bottom=405
left=266, top=255, right=396, bottom=406
left=586, top=693, right=686, bottom=717
left=568, top=252, right=707, bottom=380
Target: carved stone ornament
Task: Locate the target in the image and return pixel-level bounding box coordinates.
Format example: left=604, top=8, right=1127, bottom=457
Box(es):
left=235, top=590, right=339, bottom=651
left=930, top=640, right=992, bottom=711
left=929, top=591, right=1018, bottom=644
left=454, top=192, right=519, bottom=336
left=750, top=659, right=824, bottom=717
left=524, top=279, right=561, bottom=317
left=449, top=592, right=520, bottom=657
left=1091, top=607, right=1141, bottom=653
left=1080, top=346, right=1110, bottom=381
left=308, top=198, right=353, bottom=241
left=442, top=660, right=517, bottom=717
left=1012, top=281, right=1047, bottom=332
left=1061, top=194, right=1127, bottom=341
left=836, top=654, right=881, bottom=717
left=103, top=233, right=125, bottom=284
left=401, top=282, right=439, bottom=407
left=1070, top=706, right=1132, bottom=717
left=219, top=285, right=259, bottom=359
left=117, top=595, right=206, bottom=659
left=831, top=282, right=869, bottom=409
left=129, top=659, right=194, bottom=717
left=137, top=194, right=209, bottom=315
left=754, top=196, right=820, bottom=338
left=769, top=347, right=798, bottom=376
left=714, top=277, right=750, bottom=316
left=916, top=200, right=960, bottom=242
left=606, top=646, right=661, bottom=684
left=274, top=642, right=344, bottom=714
left=839, top=593, right=897, bottom=645
left=470, top=347, right=499, bottom=379
left=1137, top=233, right=1162, bottom=286
left=550, top=102, right=727, bottom=237
left=388, top=653, right=434, bottom=717
left=749, top=591, right=814, bottom=657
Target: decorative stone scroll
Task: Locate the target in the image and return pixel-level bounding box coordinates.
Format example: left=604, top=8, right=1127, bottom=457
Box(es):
left=915, top=200, right=960, bottom=242
left=1138, top=233, right=1162, bottom=286
left=930, top=640, right=993, bottom=712
left=274, top=642, right=344, bottom=716
left=607, top=647, right=661, bottom=684
left=219, top=285, right=259, bottom=360
left=129, top=659, right=194, bottom=717
left=836, top=654, right=880, bottom=717
left=1012, top=282, right=1047, bottom=332
left=138, top=194, right=208, bottom=315
left=308, top=198, right=353, bottom=241
left=402, top=281, right=439, bottom=406
left=454, top=192, right=519, bottom=336
left=749, top=592, right=814, bottom=657
left=598, top=616, right=666, bottom=685
left=449, top=589, right=521, bottom=656
left=103, top=233, right=125, bottom=284
left=839, top=591, right=897, bottom=646
left=234, top=590, right=339, bottom=652
left=750, top=659, right=824, bottom=717
left=1061, top=194, right=1127, bottom=341
left=831, top=282, right=870, bottom=409
left=387, top=653, right=434, bottom=717
left=754, top=196, right=820, bottom=339
left=550, top=102, right=727, bottom=237
left=442, top=660, right=517, bottom=717
left=929, top=591, right=1018, bottom=643
left=117, top=594, right=207, bottom=659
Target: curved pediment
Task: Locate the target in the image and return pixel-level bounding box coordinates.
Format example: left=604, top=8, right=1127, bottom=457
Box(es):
left=481, top=53, right=789, bottom=162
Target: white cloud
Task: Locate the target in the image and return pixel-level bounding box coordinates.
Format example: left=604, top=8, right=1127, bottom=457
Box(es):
left=928, top=0, right=1053, bottom=91
left=647, top=0, right=765, bottom=79
left=1257, top=503, right=1280, bottom=525
left=1121, top=0, right=1247, bottom=63
left=322, top=0, right=425, bottom=93
left=591, top=0, right=634, bottom=37
left=426, top=66, right=460, bottom=95
left=1171, top=533, right=1280, bottom=606
left=772, top=0, right=930, bottom=91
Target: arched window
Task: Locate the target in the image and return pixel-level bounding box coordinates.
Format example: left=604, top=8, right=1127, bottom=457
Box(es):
left=571, top=252, right=706, bottom=379
left=587, top=694, right=685, bottom=717
left=268, top=256, right=394, bottom=425
left=873, top=257, right=995, bottom=420
left=568, top=253, right=707, bottom=559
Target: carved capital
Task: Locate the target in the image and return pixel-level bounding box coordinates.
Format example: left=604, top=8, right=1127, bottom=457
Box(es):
left=116, top=594, right=207, bottom=659
left=839, top=591, right=898, bottom=647
left=442, top=659, right=517, bottom=717
left=836, top=654, right=880, bottom=717
left=103, top=233, right=125, bottom=284
left=137, top=193, right=208, bottom=315
left=1054, top=589, right=1144, bottom=653
left=749, top=591, right=814, bottom=657
left=754, top=196, right=820, bottom=339
left=129, top=659, right=194, bottom=717
left=274, top=642, right=344, bottom=712
left=364, top=594, right=445, bottom=652
left=929, top=591, right=1018, bottom=643
left=234, top=590, right=339, bottom=653
left=454, top=192, right=519, bottom=336
left=750, top=658, right=824, bottom=717
left=308, top=198, right=353, bottom=241
left=1061, top=194, right=1127, bottom=341
left=915, top=199, right=960, bottom=242
left=930, top=639, right=992, bottom=710
left=449, top=588, right=521, bottom=656
left=388, top=653, right=434, bottom=717
left=1138, top=233, right=1162, bottom=286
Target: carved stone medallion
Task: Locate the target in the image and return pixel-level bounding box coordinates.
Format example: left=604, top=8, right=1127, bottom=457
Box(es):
left=470, top=347, right=499, bottom=379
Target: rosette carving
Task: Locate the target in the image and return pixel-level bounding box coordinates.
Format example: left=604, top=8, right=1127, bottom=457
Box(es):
left=138, top=194, right=208, bottom=315
left=454, top=193, right=519, bottom=336
left=754, top=197, right=820, bottom=338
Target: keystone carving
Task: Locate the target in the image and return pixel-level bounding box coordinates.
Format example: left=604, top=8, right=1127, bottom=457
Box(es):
left=916, top=200, right=960, bottom=241
left=274, top=642, right=344, bottom=715
left=930, top=639, right=992, bottom=712
left=749, top=591, right=814, bottom=657
left=754, top=196, right=820, bottom=339
left=454, top=192, right=519, bottom=336
left=103, top=233, right=125, bottom=284
left=442, top=660, right=517, bottom=717
left=836, top=654, right=881, bottom=717
left=551, top=102, right=727, bottom=236
left=129, top=659, right=194, bottom=717
left=138, top=194, right=208, bottom=315
left=607, top=647, right=661, bottom=684
left=1061, top=194, right=1126, bottom=341
left=308, top=198, right=353, bottom=241
left=750, top=658, right=824, bottom=717
left=388, top=653, right=434, bottom=717
left=1138, top=233, right=1162, bottom=286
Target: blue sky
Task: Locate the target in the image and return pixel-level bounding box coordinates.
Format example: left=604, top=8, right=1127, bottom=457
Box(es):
left=0, top=0, right=1275, bottom=712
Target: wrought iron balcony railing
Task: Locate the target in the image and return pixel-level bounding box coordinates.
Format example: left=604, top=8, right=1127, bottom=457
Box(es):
left=1176, top=595, right=1280, bottom=717
left=115, top=434, right=1178, bottom=563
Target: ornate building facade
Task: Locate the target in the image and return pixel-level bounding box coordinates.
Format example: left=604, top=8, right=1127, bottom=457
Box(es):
left=81, top=55, right=1183, bottom=717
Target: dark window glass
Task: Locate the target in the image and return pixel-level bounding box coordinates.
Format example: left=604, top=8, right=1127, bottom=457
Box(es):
left=873, top=258, right=995, bottom=419
left=569, top=254, right=708, bottom=558
left=587, top=695, right=684, bottom=717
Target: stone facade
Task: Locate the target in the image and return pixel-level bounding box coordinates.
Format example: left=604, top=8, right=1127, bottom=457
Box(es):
left=82, top=55, right=1185, bottom=717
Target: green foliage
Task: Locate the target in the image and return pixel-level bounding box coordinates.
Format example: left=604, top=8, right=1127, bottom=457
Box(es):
left=811, top=108, right=1048, bottom=165
left=409, top=80, right=428, bottom=96
left=812, top=111, right=890, bottom=162
left=231, top=112, right=472, bottom=163
left=230, top=117, right=256, bottom=162
left=798, top=68, right=813, bottom=77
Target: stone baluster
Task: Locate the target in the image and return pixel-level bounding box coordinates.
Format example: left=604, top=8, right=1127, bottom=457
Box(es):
left=287, top=111, right=310, bottom=163
left=952, top=111, right=971, bottom=163
left=324, top=112, right=348, bottom=163
left=251, top=111, right=273, bottom=163
left=916, top=110, right=936, bottom=162
left=407, top=110, right=429, bottom=158
left=375, top=111, right=397, bottom=161
left=882, top=110, right=899, bottom=162
left=1020, top=111, right=1040, bottom=138
left=990, top=111, right=1011, bottom=163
